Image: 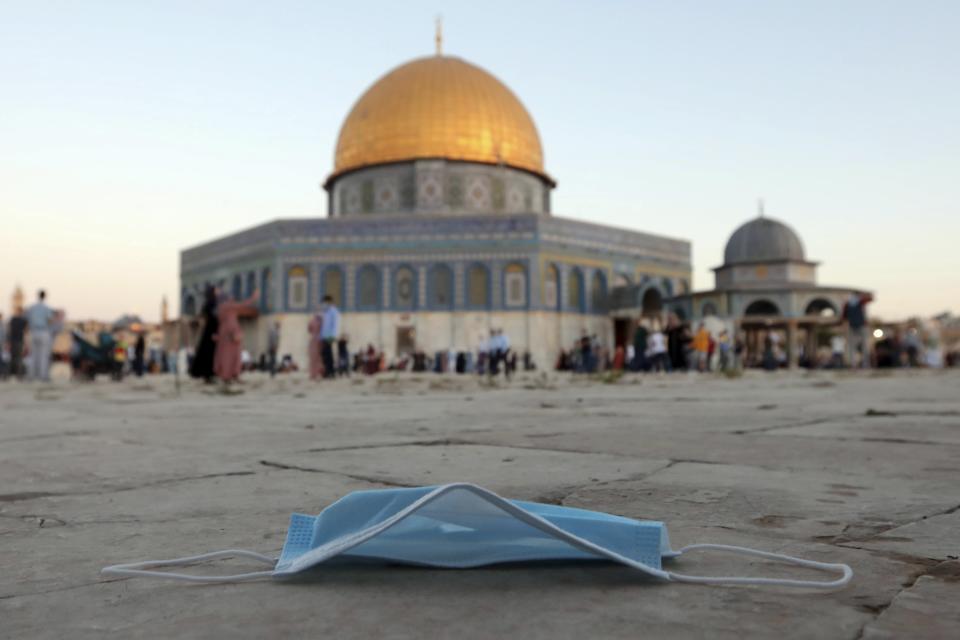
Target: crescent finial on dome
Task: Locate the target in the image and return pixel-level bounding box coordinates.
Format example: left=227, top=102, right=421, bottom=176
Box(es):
left=435, top=16, right=443, bottom=56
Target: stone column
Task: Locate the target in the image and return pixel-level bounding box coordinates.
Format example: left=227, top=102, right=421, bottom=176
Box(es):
left=806, top=324, right=818, bottom=368
left=786, top=320, right=799, bottom=369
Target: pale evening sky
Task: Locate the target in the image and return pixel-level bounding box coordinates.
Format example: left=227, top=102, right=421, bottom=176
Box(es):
left=1, top=0, right=957, bottom=322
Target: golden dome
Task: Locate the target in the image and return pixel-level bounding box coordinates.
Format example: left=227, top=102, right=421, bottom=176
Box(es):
left=330, top=55, right=548, bottom=183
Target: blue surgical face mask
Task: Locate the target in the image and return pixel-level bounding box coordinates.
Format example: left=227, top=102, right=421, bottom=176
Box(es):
left=101, top=483, right=851, bottom=589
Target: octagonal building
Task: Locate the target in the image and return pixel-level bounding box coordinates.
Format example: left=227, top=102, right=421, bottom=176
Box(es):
left=670, top=212, right=871, bottom=367
left=180, top=48, right=692, bottom=367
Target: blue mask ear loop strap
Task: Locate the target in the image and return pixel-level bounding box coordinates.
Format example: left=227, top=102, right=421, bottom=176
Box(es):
left=101, top=549, right=277, bottom=583
left=668, top=544, right=853, bottom=589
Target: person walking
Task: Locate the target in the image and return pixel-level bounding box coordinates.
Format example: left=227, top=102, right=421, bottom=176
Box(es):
left=578, top=333, right=593, bottom=373
left=267, top=321, right=281, bottom=378
left=25, top=290, right=55, bottom=382
left=843, top=293, right=872, bottom=368
left=213, top=289, right=259, bottom=383
left=307, top=312, right=323, bottom=380
left=632, top=319, right=648, bottom=372
left=7, top=307, right=27, bottom=380
left=189, top=285, right=219, bottom=383
left=337, top=334, right=350, bottom=376
left=762, top=331, right=778, bottom=371
left=717, top=330, right=732, bottom=371
left=692, top=323, right=710, bottom=372
left=133, top=332, right=146, bottom=377
left=476, top=334, right=488, bottom=376
left=488, top=329, right=501, bottom=376
left=0, top=313, right=6, bottom=379
left=830, top=333, right=846, bottom=369
left=666, top=315, right=688, bottom=372
left=320, top=295, right=340, bottom=379
left=648, top=323, right=669, bottom=373
left=499, top=329, right=512, bottom=379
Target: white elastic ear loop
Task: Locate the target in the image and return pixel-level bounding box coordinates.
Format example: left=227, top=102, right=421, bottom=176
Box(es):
left=668, top=543, right=853, bottom=589
left=101, top=549, right=277, bottom=583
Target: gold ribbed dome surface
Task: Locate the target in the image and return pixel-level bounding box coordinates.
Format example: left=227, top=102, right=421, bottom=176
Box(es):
left=332, top=55, right=546, bottom=180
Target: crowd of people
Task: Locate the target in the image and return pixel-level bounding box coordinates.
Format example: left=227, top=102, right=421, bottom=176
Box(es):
left=4, top=286, right=950, bottom=384
left=554, top=316, right=739, bottom=374
left=184, top=292, right=536, bottom=383
left=550, top=293, right=910, bottom=375
left=388, top=329, right=533, bottom=378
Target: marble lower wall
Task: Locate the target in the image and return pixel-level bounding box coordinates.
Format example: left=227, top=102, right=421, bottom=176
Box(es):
left=242, top=311, right=613, bottom=372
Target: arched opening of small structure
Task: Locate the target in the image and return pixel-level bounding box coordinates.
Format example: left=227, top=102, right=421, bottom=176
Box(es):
left=744, top=299, right=781, bottom=316
left=641, top=288, right=663, bottom=316
left=805, top=298, right=837, bottom=318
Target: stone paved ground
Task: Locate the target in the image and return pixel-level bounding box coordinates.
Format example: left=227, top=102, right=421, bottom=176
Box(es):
left=1, top=368, right=958, bottom=639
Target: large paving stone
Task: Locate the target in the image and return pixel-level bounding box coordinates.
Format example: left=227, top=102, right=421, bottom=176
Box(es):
left=861, top=570, right=960, bottom=639
left=847, top=510, right=960, bottom=561
left=1, top=369, right=958, bottom=639
left=260, top=443, right=671, bottom=499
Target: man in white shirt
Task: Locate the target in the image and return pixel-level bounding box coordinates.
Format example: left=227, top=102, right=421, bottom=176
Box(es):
left=830, top=334, right=846, bottom=369
left=25, top=290, right=55, bottom=382
left=476, top=335, right=488, bottom=375
left=319, top=295, right=341, bottom=379
left=648, top=327, right=669, bottom=373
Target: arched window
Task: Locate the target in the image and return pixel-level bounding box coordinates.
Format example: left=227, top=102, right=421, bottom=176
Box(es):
left=183, top=294, right=196, bottom=316
left=661, top=277, right=674, bottom=297
left=744, top=299, right=780, bottom=316
left=591, top=271, right=607, bottom=312
left=543, top=264, right=559, bottom=310
left=504, top=263, right=527, bottom=308
left=466, top=264, right=490, bottom=308
left=429, top=264, right=453, bottom=309
left=805, top=298, right=837, bottom=317
left=232, top=274, right=243, bottom=300
left=322, top=267, right=344, bottom=308
left=356, top=265, right=381, bottom=310
left=261, top=267, right=271, bottom=312
left=394, top=266, right=416, bottom=310
left=287, top=266, right=308, bottom=310
left=642, top=288, right=663, bottom=316
left=567, top=268, right=585, bottom=312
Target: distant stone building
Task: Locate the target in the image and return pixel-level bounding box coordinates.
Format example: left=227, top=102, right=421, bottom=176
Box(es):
left=671, top=213, right=871, bottom=367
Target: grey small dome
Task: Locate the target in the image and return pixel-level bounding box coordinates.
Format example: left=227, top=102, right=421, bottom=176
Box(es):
left=723, top=217, right=805, bottom=265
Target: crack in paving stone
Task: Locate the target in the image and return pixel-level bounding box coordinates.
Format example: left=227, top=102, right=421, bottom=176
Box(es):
left=0, top=513, right=67, bottom=527
left=0, top=491, right=60, bottom=503
left=824, top=503, right=960, bottom=546
left=0, top=471, right=257, bottom=503
left=0, top=578, right=117, bottom=601
left=306, top=438, right=475, bottom=453
left=731, top=416, right=833, bottom=435
left=258, top=460, right=413, bottom=488
left=304, top=439, right=654, bottom=460
left=0, top=430, right=100, bottom=444
left=783, top=434, right=960, bottom=447
left=859, top=437, right=953, bottom=446
left=864, top=408, right=960, bottom=417
left=853, top=558, right=959, bottom=639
